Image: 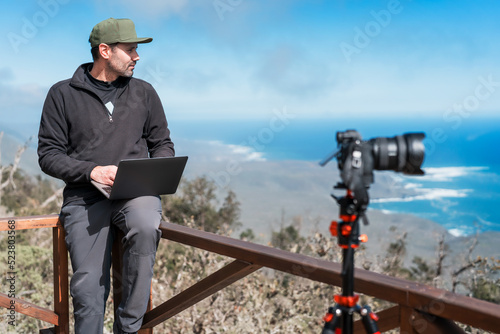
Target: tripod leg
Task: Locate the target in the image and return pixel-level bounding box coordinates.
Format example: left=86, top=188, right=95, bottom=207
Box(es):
left=321, top=306, right=341, bottom=334
left=360, top=305, right=380, bottom=334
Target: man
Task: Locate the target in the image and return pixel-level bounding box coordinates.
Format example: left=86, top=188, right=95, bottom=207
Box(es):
left=38, top=18, right=174, bottom=334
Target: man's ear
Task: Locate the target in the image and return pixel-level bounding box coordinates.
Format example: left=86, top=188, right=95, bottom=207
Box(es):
left=98, top=43, right=112, bottom=60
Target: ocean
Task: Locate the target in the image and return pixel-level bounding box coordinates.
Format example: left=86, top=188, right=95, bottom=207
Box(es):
left=172, top=116, right=500, bottom=236
left=3, top=116, right=499, bottom=236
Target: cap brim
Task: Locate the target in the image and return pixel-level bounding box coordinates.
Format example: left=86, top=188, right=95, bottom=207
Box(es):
left=122, top=37, right=153, bottom=44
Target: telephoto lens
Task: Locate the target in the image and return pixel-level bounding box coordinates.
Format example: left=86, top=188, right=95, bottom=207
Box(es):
left=370, top=133, right=425, bottom=175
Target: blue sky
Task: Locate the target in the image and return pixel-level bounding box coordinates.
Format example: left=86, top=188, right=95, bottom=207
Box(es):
left=1, top=0, right=499, bottom=123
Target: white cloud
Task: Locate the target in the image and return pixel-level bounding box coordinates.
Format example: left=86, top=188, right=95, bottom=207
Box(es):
left=168, top=67, right=225, bottom=93
left=103, top=0, right=193, bottom=18
left=251, top=44, right=336, bottom=98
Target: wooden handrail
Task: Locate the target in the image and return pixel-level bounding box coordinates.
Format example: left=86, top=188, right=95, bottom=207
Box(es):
left=157, top=221, right=500, bottom=333
left=0, top=214, right=60, bottom=231
left=1, top=215, right=500, bottom=333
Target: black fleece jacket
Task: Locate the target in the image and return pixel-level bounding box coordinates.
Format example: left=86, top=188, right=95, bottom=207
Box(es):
left=38, top=63, right=175, bottom=206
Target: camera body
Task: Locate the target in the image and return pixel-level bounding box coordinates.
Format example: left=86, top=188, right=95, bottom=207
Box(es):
left=336, top=129, right=425, bottom=184
left=321, top=129, right=425, bottom=213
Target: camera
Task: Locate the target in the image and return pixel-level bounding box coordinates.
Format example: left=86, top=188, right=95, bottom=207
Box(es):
left=320, top=129, right=425, bottom=212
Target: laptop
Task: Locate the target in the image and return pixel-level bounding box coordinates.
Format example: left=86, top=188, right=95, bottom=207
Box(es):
left=91, top=156, right=188, bottom=200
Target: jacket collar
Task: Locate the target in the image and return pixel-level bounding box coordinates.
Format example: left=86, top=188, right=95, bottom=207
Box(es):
left=70, top=63, right=131, bottom=92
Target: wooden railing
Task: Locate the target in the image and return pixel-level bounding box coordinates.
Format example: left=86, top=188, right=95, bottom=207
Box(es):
left=0, top=215, right=69, bottom=333
left=1, top=214, right=499, bottom=333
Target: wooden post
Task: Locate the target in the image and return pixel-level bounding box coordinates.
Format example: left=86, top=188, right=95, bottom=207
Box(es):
left=53, top=225, right=69, bottom=334
left=400, top=306, right=418, bottom=334
left=410, top=310, right=466, bottom=334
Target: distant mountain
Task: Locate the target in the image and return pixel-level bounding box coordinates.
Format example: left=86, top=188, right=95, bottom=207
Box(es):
left=0, top=129, right=43, bottom=177
left=1, top=121, right=40, bottom=147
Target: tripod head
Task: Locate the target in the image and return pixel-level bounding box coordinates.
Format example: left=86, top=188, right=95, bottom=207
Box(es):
left=329, top=189, right=368, bottom=249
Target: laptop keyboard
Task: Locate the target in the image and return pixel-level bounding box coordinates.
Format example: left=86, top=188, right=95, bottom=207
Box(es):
left=103, top=186, right=112, bottom=195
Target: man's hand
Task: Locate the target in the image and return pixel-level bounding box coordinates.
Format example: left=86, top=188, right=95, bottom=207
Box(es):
left=91, top=165, right=118, bottom=186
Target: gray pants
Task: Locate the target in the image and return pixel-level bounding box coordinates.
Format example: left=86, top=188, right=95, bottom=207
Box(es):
left=60, top=196, right=162, bottom=334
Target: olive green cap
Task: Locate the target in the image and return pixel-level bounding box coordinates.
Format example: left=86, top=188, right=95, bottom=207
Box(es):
left=89, top=18, right=152, bottom=48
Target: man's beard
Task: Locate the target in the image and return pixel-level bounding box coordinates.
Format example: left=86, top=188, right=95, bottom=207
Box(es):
left=108, top=59, right=135, bottom=78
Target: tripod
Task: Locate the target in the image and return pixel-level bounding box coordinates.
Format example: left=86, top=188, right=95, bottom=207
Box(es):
left=321, top=189, right=380, bottom=334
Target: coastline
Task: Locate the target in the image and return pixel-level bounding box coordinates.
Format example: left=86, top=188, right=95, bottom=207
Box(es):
left=182, top=158, right=500, bottom=274
left=2, top=132, right=499, bottom=273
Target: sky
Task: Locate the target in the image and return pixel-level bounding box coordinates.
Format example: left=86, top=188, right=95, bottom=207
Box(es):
left=1, top=1, right=499, bottom=237
left=1, top=0, right=500, bottom=123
